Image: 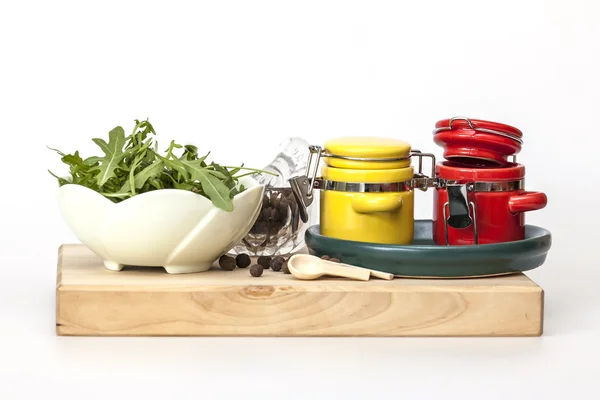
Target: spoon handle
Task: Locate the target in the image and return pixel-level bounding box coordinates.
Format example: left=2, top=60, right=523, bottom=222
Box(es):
left=321, top=263, right=370, bottom=281
left=367, top=269, right=394, bottom=280
left=341, top=264, right=394, bottom=280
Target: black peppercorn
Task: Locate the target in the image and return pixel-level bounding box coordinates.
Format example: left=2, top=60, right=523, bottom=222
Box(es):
left=271, top=256, right=285, bottom=271
left=219, top=255, right=236, bottom=271
left=329, top=258, right=341, bottom=263
left=254, top=220, right=268, bottom=235
left=261, top=208, right=272, bottom=220
left=250, top=264, right=263, bottom=277
left=321, top=255, right=331, bottom=260
left=236, top=253, right=251, bottom=268
left=258, top=255, right=272, bottom=269
left=262, top=194, right=270, bottom=207
left=277, top=199, right=289, bottom=216
left=282, top=261, right=290, bottom=274
left=270, top=208, right=281, bottom=222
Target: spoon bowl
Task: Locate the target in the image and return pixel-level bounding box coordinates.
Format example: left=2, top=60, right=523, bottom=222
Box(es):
left=288, top=254, right=393, bottom=281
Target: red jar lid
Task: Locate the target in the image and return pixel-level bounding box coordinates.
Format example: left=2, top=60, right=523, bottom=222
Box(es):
left=434, top=117, right=523, bottom=140
left=433, top=117, right=523, bottom=167
left=436, top=161, right=525, bottom=182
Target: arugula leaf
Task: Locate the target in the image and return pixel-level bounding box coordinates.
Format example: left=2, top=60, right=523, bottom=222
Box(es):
left=48, top=170, right=70, bottom=186
left=178, top=158, right=211, bottom=181
left=126, top=139, right=155, bottom=195
left=228, top=164, right=243, bottom=176
left=47, top=146, right=66, bottom=157
left=155, top=152, right=189, bottom=181
left=179, top=158, right=234, bottom=211
left=207, top=169, right=228, bottom=180
left=198, top=171, right=234, bottom=212
left=169, top=179, right=195, bottom=191
left=115, top=160, right=165, bottom=197
left=48, top=148, right=99, bottom=188
left=149, top=178, right=164, bottom=190
left=85, top=126, right=128, bottom=187
left=181, top=145, right=199, bottom=160
left=127, top=119, right=156, bottom=148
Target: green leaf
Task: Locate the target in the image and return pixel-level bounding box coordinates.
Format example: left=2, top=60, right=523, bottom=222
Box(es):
left=178, top=158, right=207, bottom=180
left=179, top=158, right=233, bottom=211
left=207, top=169, right=228, bottom=180
left=134, top=161, right=164, bottom=189
left=62, top=151, right=90, bottom=171
left=125, top=138, right=155, bottom=194
left=172, top=181, right=195, bottom=191
left=198, top=172, right=234, bottom=211
left=181, top=144, right=199, bottom=160
left=208, top=163, right=239, bottom=189
left=47, top=146, right=66, bottom=157
left=117, top=160, right=165, bottom=195
left=155, top=152, right=190, bottom=181
left=149, top=178, right=164, bottom=190
left=87, top=126, right=128, bottom=187
left=127, top=154, right=143, bottom=195
left=228, top=164, right=243, bottom=176
left=99, top=191, right=130, bottom=198
left=230, top=183, right=246, bottom=197
left=48, top=170, right=70, bottom=186
left=164, top=140, right=183, bottom=157
left=126, top=119, right=156, bottom=148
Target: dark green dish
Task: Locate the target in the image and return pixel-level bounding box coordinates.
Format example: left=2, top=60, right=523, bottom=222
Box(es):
left=304, top=220, right=552, bottom=278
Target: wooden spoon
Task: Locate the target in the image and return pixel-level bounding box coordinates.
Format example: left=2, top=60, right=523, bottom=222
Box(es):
left=287, top=254, right=393, bottom=281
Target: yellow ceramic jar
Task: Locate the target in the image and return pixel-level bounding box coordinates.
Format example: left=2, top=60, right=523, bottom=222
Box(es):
left=317, top=137, right=416, bottom=245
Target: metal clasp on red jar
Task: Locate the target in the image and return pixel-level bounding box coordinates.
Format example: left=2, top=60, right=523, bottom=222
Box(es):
left=432, top=162, right=547, bottom=246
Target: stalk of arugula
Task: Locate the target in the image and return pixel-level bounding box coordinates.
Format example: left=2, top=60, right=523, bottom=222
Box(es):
left=48, top=119, right=276, bottom=211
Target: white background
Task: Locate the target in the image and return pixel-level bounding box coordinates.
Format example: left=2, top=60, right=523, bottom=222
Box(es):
left=1, top=0, right=599, bottom=398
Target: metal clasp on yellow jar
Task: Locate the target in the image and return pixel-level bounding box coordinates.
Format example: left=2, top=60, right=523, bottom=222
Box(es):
left=288, top=139, right=436, bottom=225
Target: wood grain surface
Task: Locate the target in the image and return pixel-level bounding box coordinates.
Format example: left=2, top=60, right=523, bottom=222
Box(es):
left=56, top=244, right=544, bottom=337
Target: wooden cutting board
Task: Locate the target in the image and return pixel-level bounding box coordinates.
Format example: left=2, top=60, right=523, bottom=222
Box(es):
left=56, top=244, right=544, bottom=337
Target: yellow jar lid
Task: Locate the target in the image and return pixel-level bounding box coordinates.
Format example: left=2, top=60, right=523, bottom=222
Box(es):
left=323, top=136, right=412, bottom=169
left=321, top=164, right=415, bottom=184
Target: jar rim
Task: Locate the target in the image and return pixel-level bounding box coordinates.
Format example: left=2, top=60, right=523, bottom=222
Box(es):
left=321, top=164, right=415, bottom=184
left=435, top=161, right=525, bottom=181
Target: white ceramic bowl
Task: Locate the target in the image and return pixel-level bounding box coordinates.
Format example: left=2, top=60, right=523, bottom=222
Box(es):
left=58, top=176, right=265, bottom=274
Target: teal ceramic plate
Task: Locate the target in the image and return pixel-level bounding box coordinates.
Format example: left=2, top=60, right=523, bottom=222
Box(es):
left=304, top=220, right=552, bottom=278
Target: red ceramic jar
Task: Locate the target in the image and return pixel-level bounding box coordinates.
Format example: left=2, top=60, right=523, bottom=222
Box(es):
left=433, top=117, right=523, bottom=167
left=433, top=161, right=547, bottom=245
